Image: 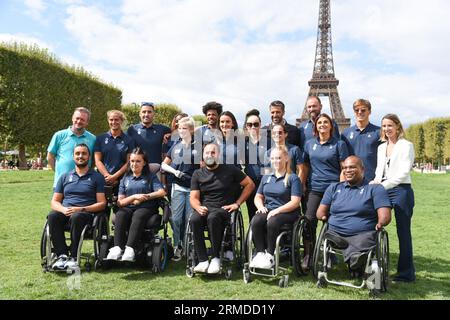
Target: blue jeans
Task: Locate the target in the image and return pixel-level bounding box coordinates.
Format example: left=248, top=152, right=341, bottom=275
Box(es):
left=171, top=185, right=191, bottom=247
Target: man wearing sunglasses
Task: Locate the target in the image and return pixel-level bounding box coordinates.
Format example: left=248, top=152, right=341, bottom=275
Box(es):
left=127, top=102, right=171, bottom=173
left=341, top=99, right=381, bottom=181
left=262, top=100, right=301, bottom=150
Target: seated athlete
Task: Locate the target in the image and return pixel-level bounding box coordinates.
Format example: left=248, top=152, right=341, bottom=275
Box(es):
left=316, top=156, right=392, bottom=276
left=189, top=143, right=255, bottom=274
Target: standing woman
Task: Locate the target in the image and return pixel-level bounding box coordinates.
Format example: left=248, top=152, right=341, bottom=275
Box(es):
left=371, top=114, right=415, bottom=282
left=106, top=148, right=166, bottom=261
left=264, top=124, right=304, bottom=183
left=219, top=111, right=243, bottom=168
left=250, top=147, right=302, bottom=269
left=94, top=110, right=134, bottom=202
left=303, top=113, right=349, bottom=267
left=243, top=109, right=267, bottom=223
left=161, top=116, right=200, bottom=261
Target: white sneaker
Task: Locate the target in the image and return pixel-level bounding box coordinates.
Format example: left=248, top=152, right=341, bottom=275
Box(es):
left=193, top=260, right=209, bottom=273
left=106, top=246, right=123, bottom=260
left=207, top=257, right=221, bottom=274
left=121, top=246, right=135, bottom=262
left=52, top=254, right=68, bottom=270
left=172, top=246, right=182, bottom=262
left=65, top=257, right=78, bottom=270
left=224, top=250, right=233, bottom=261
left=259, top=252, right=274, bottom=269
left=249, top=252, right=265, bottom=268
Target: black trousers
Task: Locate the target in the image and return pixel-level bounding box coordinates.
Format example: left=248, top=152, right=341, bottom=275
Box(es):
left=245, top=186, right=259, bottom=225
left=47, top=210, right=94, bottom=258
left=304, top=190, right=325, bottom=240
left=251, top=212, right=298, bottom=255
left=190, top=208, right=231, bottom=262
left=114, top=207, right=158, bottom=249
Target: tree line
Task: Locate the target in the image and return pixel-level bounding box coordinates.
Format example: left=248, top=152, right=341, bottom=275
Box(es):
left=406, top=117, right=450, bottom=168
left=0, top=42, right=122, bottom=168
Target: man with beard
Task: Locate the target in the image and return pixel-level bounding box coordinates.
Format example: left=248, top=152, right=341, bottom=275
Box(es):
left=195, top=101, right=223, bottom=145
left=189, top=143, right=255, bottom=274
left=316, top=156, right=391, bottom=277
left=47, top=107, right=97, bottom=188
left=127, top=102, right=171, bottom=173
left=299, top=96, right=340, bottom=151
left=47, top=144, right=107, bottom=271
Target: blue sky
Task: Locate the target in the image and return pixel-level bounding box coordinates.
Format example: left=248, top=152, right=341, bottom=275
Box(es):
left=1, top=0, right=450, bottom=128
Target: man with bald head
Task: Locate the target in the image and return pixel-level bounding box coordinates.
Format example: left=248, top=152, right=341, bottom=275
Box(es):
left=316, top=156, right=391, bottom=277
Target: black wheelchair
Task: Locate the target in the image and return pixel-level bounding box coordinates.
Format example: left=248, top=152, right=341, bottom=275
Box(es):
left=242, top=214, right=313, bottom=288
left=184, top=209, right=245, bottom=279
left=96, top=197, right=173, bottom=273
left=40, top=211, right=109, bottom=274
left=312, top=222, right=390, bottom=296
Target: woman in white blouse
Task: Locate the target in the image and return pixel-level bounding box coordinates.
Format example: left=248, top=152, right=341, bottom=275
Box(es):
left=371, top=114, right=415, bottom=282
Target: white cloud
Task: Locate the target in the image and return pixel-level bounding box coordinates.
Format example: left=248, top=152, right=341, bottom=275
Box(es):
left=23, top=0, right=47, bottom=21
left=9, top=0, right=448, bottom=127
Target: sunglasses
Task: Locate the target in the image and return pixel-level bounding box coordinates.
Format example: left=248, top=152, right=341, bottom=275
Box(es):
left=141, top=102, right=155, bottom=107
left=246, top=122, right=260, bottom=128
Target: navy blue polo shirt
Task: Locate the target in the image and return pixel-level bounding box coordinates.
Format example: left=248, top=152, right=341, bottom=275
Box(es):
left=341, top=123, right=381, bottom=181
left=257, top=173, right=302, bottom=213
left=127, top=123, right=171, bottom=164
left=244, top=137, right=267, bottom=184
left=303, top=136, right=349, bottom=192
left=94, top=131, right=134, bottom=175
left=264, top=144, right=304, bottom=174
left=55, top=169, right=105, bottom=207
left=299, top=119, right=340, bottom=152
left=167, top=140, right=201, bottom=188
left=119, top=173, right=164, bottom=210
left=220, top=135, right=243, bottom=169
left=321, top=180, right=391, bottom=236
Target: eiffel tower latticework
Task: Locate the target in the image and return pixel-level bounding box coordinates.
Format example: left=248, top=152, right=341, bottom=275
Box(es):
left=297, top=0, right=350, bottom=131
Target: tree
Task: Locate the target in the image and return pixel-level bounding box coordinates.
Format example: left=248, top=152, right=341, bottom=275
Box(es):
left=121, top=103, right=181, bottom=130
left=417, top=125, right=425, bottom=164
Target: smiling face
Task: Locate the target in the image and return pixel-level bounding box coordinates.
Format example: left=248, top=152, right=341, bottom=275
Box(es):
left=129, top=153, right=146, bottom=175
left=271, top=124, right=287, bottom=144
left=270, top=106, right=284, bottom=125
left=382, top=118, right=399, bottom=141
left=306, top=97, right=322, bottom=120
left=108, top=112, right=123, bottom=131
left=354, top=104, right=371, bottom=123
left=342, top=156, right=364, bottom=185
left=73, top=145, right=90, bottom=168
left=206, top=109, right=219, bottom=128
left=270, top=148, right=288, bottom=172
left=219, top=115, right=234, bottom=136
left=316, top=116, right=331, bottom=136
left=140, top=106, right=155, bottom=126
left=72, top=111, right=89, bottom=133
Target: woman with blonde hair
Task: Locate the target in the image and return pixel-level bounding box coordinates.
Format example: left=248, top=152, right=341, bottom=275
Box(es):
left=371, top=113, right=415, bottom=282
left=249, top=146, right=302, bottom=269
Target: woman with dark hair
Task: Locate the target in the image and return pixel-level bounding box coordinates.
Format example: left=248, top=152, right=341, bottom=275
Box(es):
left=218, top=111, right=243, bottom=168
left=371, top=113, right=416, bottom=282
left=243, top=109, right=267, bottom=222
left=106, top=147, right=166, bottom=261
left=302, top=113, right=349, bottom=268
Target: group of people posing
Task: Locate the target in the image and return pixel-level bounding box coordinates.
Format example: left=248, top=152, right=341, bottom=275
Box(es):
left=45, top=97, right=416, bottom=283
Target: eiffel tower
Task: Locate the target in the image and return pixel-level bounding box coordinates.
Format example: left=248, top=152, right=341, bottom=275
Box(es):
left=297, top=0, right=350, bottom=131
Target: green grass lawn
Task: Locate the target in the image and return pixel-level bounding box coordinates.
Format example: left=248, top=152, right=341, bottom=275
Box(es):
left=0, top=170, right=449, bottom=300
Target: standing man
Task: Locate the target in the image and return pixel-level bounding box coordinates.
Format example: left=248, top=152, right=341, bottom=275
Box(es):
left=195, top=101, right=223, bottom=145
left=341, top=99, right=381, bottom=181
left=127, top=102, right=171, bottom=173
left=47, top=107, right=96, bottom=188
left=299, top=96, right=340, bottom=151
left=263, top=100, right=301, bottom=150
left=48, top=143, right=106, bottom=270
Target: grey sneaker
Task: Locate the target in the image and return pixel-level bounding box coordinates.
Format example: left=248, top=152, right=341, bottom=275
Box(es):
left=172, top=246, right=182, bottom=262
left=65, top=258, right=79, bottom=270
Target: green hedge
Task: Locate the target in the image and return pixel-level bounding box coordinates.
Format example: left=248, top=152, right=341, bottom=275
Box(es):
left=0, top=42, right=122, bottom=165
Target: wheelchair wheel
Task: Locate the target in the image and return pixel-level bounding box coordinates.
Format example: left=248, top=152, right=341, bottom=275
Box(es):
left=232, top=210, right=245, bottom=269
left=291, top=216, right=312, bottom=276
left=40, top=221, right=54, bottom=272
left=312, top=222, right=328, bottom=279
left=278, top=275, right=289, bottom=288
left=152, top=239, right=168, bottom=273
left=377, top=229, right=390, bottom=292
left=184, top=220, right=196, bottom=276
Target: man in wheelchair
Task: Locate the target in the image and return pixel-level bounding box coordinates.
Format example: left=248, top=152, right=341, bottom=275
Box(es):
left=316, top=156, right=391, bottom=279
left=189, top=143, right=255, bottom=274
left=47, top=143, right=107, bottom=270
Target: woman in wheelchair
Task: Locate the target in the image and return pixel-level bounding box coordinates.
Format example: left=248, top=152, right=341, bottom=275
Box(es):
left=316, top=156, right=391, bottom=278
left=106, top=147, right=166, bottom=261
left=249, top=146, right=302, bottom=269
